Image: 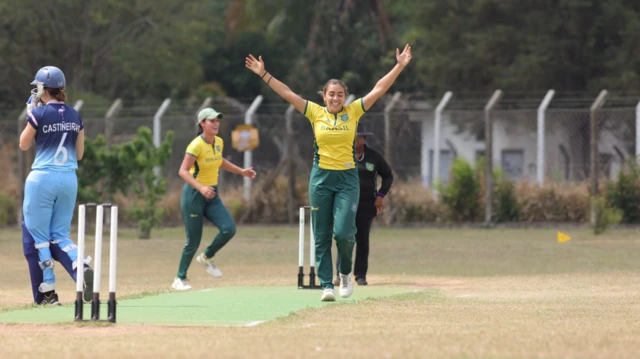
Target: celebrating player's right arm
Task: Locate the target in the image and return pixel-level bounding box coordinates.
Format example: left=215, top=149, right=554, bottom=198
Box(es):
left=245, top=55, right=307, bottom=113
left=362, top=44, right=412, bottom=112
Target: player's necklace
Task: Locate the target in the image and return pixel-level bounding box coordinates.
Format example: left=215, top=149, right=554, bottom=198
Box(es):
left=356, top=152, right=365, bottom=162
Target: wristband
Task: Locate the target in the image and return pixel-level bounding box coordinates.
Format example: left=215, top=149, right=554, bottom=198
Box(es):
left=261, top=71, right=268, bottom=79
left=267, top=75, right=273, bottom=84
left=376, top=192, right=385, bottom=198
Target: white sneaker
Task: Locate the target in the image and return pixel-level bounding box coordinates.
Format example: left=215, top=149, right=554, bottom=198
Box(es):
left=196, top=253, right=223, bottom=278
left=339, top=273, right=353, bottom=298
left=320, top=288, right=336, bottom=302
left=171, top=277, right=192, bottom=291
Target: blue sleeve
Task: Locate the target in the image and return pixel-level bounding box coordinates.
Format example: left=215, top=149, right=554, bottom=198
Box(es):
left=27, top=108, right=42, bottom=130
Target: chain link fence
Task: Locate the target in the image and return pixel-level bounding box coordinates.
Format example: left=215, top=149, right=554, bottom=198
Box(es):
left=0, top=94, right=638, bottom=222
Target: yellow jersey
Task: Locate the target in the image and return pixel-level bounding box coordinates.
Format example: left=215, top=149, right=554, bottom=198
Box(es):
left=303, top=98, right=366, bottom=170
left=185, top=135, right=224, bottom=186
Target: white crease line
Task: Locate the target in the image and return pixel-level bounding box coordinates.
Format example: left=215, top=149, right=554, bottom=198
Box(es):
left=245, top=320, right=267, bottom=327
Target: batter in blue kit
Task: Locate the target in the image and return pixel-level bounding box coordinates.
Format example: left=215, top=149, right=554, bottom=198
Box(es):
left=20, top=66, right=93, bottom=305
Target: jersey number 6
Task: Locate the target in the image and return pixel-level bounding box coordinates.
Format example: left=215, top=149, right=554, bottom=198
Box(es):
left=54, top=133, right=69, bottom=165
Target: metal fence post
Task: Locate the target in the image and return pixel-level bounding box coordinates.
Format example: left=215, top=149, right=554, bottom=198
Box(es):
left=285, top=104, right=297, bottom=223
left=536, top=90, right=555, bottom=185
left=484, top=90, right=503, bottom=226
left=104, top=99, right=122, bottom=149
left=589, top=90, right=608, bottom=226
left=153, top=99, right=171, bottom=177
left=636, top=100, right=640, bottom=165
left=153, top=99, right=171, bottom=148
left=384, top=92, right=402, bottom=167
left=73, top=100, right=84, bottom=112
left=244, top=95, right=263, bottom=201
left=198, top=97, right=213, bottom=112
left=16, top=106, right=27, bottom=226
left=345, top=94, right=355, bottom=106
left=429, top=91, right=453, bottom=189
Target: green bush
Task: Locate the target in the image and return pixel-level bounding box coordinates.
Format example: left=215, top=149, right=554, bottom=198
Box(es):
left=119, top=127, right=174, bottom=239
left=606, top=163, right=640, bottom=224
left=473, top=156, right=504, bottom=222
left=495, top=179, right=520, bottom=222
left=0, top=192, right=16, bottom=227
left=402, top=204, right=432, bottom=222
left=76, top=127, right=174, bottom=238
left=96, top=177, right=634, bottom=226
left=516, top=182, right=589, bottom=222
left=442, top=157, right=481, bottom=221
left=590, top=196, right=623, bottom=235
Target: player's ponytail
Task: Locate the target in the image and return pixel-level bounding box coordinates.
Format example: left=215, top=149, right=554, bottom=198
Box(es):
left=197, top=123, right=203, bottom=135
left=46, top=88, right=67, bottom=102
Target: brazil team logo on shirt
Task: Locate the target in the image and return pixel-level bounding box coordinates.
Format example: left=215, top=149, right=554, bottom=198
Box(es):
left=366, top=162, right=375, bottom=171
left=340, top=114, right=349, bottom=122
left=216, top=145, right=221, bottom=152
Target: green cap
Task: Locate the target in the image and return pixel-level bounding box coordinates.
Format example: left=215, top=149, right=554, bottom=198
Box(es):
left=197, top=107, right=223, bottom=123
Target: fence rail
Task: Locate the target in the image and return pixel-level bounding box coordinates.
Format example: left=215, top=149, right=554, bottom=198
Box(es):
left=1, top=91, right=639, bottom=225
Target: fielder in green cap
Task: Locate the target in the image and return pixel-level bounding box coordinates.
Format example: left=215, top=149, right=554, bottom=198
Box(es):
left=171, top=107, right=257, bottom=291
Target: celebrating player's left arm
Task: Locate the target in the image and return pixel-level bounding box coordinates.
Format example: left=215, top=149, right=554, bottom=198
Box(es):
left=221, top=159, right=256, bottom=179
left=362, top=44, right=412, bottom=111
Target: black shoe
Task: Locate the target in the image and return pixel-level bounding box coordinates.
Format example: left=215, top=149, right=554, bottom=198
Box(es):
left=83, top=267, right=94, bottom=303
left=41, top=292, right=61, bottom=306
left=356, top=277, right=368, bottom=286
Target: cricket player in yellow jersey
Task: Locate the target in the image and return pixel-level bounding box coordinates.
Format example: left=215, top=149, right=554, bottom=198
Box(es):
left=171, top=108, right=256, bottom=291
left=245, top=44, right=412, bottom=301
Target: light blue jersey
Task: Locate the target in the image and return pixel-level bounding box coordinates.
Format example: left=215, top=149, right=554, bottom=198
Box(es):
left=24, top=99, right=84, bottom=294
left=27, top=100, right=83, bottom=171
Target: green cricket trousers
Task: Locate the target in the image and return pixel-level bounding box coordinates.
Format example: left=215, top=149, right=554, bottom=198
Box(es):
left=309, top=166, right=360, bottom=289
left=176, top=184, right=236, bottom=279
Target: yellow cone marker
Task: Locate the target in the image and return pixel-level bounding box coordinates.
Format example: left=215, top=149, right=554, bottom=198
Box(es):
left=557, top=232, right=571, bottom=243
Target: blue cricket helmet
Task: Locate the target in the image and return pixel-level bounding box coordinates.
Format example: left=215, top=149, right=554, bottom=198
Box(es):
left=30, top=66, right=66, bottom=88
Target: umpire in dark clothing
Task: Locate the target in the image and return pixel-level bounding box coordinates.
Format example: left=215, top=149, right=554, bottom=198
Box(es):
left=335, top=123, right=393, bottom=286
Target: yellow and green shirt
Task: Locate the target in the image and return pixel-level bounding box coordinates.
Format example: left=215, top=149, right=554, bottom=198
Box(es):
left=186, top=135, right=224, bottom=186
left=303, top=98, right=366, bottom=170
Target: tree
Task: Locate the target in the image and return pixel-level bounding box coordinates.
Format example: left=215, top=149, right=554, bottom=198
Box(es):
left=3, top=0, right=640, bottom=106
left=393, top=0, right=640, bottom=95
left=76, top=127, right=174, bottom=239
left=116, top=127, right=174, bottom=239
left=204, top=0, right=403, bottom=101
left=0, top=0, right=221, bottom=105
